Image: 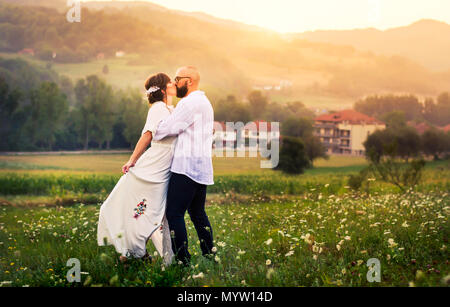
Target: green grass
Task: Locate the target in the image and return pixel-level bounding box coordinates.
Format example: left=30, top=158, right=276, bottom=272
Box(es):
left=0, top=189, right=448, bottom=287
left=0, top=154, right=448, bottom=287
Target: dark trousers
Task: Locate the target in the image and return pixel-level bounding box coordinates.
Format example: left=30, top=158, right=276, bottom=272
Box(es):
left=166, top=172, right=214, bottom=265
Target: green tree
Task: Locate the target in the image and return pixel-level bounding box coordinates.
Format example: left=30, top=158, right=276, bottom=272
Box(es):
left=275, top=136, right=311, bottom=174
left=421, top=128, right=448, bottom=160
left=121, top=89, right=148, bottom=149
left=248, top=91, right=268, bottom=119
left=74, top=75, right=115, bottom=150
left=26, top=82, right=68, bottom=150
left=381, top=110, right=407, bottom=130
left=0, top=78, right=22, bottom=150
left=364, top=128, right=426, bottom=192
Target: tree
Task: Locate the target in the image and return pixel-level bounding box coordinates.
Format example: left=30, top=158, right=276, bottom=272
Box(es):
left=281, top=117, right=328, bottom=165
left=281, top=117, right=314, bottom=138
left=0, top=78, right=22, bottom=150
left=26, top=82, right=68, bottom=150
left=364, top=128, right=426, bottom=192
left=73, top=75, right=116, bottom=149
left=121, top=89, right=148, bottom=149
left=248, top=90, right=268, bottom=119
left=275, top=136, right=311, bottom=174
left=421, top=128, right=448, bottom=160
left=381, top=111, right=407, bottom=130
left=214, top=95, right=251, bottom=123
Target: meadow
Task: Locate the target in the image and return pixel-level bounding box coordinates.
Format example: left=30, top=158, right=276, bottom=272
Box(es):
left=0, top=154, right=449, bottom=287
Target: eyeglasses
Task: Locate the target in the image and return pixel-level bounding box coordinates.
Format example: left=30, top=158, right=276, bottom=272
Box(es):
left=174, top=76, right=191, bottom=83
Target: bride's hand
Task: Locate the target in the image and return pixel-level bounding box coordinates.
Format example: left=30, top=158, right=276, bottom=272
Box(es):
left=122, top=160, right=135, bottom=174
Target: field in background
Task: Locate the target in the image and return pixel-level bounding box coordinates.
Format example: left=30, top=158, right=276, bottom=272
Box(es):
left=0, top=153, right=368, bottom=175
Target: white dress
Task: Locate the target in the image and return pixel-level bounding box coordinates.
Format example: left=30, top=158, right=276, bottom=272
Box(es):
left=97, top=101, right=176, bottom=265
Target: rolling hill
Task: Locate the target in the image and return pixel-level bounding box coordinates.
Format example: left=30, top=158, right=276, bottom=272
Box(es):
left=1, top=0, right=449, bottom=109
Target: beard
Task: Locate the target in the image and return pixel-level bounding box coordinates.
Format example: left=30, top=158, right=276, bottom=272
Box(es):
left=176, top=84, right=188, bottom=98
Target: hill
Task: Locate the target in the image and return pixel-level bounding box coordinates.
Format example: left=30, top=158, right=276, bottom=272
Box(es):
left=1, top=0, right=450, bottom=105
left=293, top=19, right=450, bottom=71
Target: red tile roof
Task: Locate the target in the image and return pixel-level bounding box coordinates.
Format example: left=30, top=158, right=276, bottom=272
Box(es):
left=314, top=109, right=384, bottom=125
left=440, top=124, right=450, bottom=132
left=244, top=120, right=273, bottom=131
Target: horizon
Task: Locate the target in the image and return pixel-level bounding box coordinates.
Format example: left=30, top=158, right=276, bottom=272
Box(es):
left=81, top=0, right=450, bottom=33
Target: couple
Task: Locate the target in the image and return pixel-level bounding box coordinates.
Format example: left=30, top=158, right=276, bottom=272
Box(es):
left=97, top=66, right=215, bottom=266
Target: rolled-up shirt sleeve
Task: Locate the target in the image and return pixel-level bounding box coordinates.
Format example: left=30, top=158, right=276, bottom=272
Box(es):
left=153, top=100, right=195, bottom=140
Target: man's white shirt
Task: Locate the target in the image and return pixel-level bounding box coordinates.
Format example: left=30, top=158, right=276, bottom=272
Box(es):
left=153, top=90, right=214, bottom=185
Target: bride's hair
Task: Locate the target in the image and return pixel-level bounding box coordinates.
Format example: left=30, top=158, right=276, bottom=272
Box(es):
left=144, top=73, right=170, bottom=104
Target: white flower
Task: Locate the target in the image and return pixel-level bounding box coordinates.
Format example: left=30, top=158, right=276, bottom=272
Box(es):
left=401, top=221, right=409, bottom=228
left=285, top=251, right=294, bottom=257
left=266, top=259, right=272, bottom=266
left=344, top=236, right=351, bottom=241
left=238, top=250, right=246, bottom=255
left=146, top=86, right=160, bottom=94
left=265, top=238, right=273, bottom=245
left=211, top=246, right=217, bottom=253
left=217, top=241, right=226, bottom=247
left=388, top=238, right=398, bottom=248
left=192, top=272, right=204, bottom=279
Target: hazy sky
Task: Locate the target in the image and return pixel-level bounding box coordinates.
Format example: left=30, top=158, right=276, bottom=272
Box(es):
left=83, top=0, right=450, bottom=33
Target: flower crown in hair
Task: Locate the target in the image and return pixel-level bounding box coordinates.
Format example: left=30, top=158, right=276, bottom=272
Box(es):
left=146, top=86, right=160, bottom=94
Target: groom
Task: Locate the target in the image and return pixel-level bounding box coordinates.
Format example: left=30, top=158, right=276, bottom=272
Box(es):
left=153, top=66, right=215, bottom=265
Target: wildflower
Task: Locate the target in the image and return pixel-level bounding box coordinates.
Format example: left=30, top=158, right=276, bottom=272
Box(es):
left=344, top=236, right=351, bottom=241
left=192, top=272, right=205, bottom=279
left=388, top=238, right=398, bottom=248
left=265, top=238, right=273, bottom=245
left=336, top=244, right=341, bottom=251
left=357, top=260, right=364, bottom=266
left=266, top=259, right=272, bottom=266
left=214, top=255, right=221, bottom=263
left=217, top=241, right=226, bottom=247
left=401, top=221, right=409, bottom=228
left=238, top=250, right=246, bottom=255
left=211, top=246, right=217, bottom=253
left=285, top=251, right=294, bottom=257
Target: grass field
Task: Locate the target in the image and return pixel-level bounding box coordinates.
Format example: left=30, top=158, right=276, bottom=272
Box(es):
left=0, top=154, right=449, bottom=287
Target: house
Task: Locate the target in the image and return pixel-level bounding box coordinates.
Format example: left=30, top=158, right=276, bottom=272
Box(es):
left=314, top=109, right=385, bottom=155
left=440, top=124, right=450, bottom=132
left=18, top=48, right=34, bottom=56
left=213, top=121, right=237, bottom=149
left=212, top=120, right=280, bottom=150
left=407, top=121, right=450, bottom=134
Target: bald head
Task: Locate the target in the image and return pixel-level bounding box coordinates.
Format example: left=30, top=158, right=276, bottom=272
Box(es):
left=176, top=66, right=200, bottom=86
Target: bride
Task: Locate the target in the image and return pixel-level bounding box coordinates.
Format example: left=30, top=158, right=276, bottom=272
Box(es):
left=97, top=73, right=177, bottom=265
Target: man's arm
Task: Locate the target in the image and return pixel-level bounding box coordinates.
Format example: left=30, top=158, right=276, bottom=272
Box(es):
left=153, top=100, right=196, bottom=141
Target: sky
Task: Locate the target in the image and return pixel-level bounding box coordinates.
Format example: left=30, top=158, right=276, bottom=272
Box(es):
left=83, top=0, right=450, bottom=33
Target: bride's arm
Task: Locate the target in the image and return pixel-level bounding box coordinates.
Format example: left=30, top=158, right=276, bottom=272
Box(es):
left=121, top=131, right=152, bottom=174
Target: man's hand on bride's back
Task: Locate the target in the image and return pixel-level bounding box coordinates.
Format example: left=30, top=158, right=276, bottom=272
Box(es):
left=122, top=160, right=135, bottom=174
